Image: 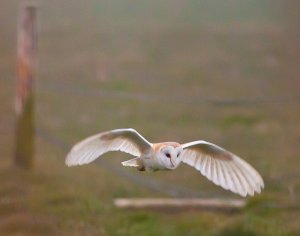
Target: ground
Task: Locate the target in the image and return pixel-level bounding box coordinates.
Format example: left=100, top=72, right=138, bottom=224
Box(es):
left=0, top=0, right=300, bottom=235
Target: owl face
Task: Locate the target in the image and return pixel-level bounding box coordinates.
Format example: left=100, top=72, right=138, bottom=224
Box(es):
left=158, top=144, right=183, bottom=170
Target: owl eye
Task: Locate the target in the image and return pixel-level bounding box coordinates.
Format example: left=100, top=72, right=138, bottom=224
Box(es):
left=177, top=152, right=181, bottom=158
left=165, top=153, right=171, bottom=158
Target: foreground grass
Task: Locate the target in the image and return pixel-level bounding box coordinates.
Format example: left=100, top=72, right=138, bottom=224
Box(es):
left=0, top=143, right=299, bottom=235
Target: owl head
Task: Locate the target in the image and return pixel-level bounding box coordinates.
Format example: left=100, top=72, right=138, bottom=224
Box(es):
left=157, top=142, right=183, bottom=170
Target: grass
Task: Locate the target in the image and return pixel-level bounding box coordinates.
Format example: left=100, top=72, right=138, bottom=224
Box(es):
left=1, top=0, right=300, bottom=235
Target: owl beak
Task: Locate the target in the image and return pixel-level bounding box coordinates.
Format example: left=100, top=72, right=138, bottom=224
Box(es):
left=170, top=159, right=175, bottom=168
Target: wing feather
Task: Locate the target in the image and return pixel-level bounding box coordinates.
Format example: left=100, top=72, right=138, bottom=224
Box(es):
left=66, top=128, right=152, bottom=166
left=218, top=162, right=229, bottom=190
left=205, top=156, right=211, bottom=178
left=212, top=160, right=220, bottom=187
left=228, top=162, right=246, bottom=196
left=224, top=162, right=239, bottom=194
left=222, top=162, right=235, bottom=192
left=231, top=162, right=254, bottom=196
left=181, top=141, right=264, bottom=197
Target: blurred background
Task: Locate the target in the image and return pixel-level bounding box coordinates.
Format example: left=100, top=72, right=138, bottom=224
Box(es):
left=0, top=0, right=300, bottom=235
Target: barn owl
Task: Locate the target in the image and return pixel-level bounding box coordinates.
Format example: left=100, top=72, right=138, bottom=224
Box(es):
left=66, top=128, right=264, bottom=197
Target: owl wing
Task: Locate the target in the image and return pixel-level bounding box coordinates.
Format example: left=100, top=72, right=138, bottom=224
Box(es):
left=181, top=141, right=264, bottom=197
left=66, top=128, right=152, bottom=166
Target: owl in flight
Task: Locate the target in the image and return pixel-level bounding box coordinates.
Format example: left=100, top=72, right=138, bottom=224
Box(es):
left=66, top=128, right=264, bottom=197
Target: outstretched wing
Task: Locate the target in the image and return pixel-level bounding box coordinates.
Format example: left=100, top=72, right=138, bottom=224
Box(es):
left=181, top=141, right=264, bottom=197
left=66, top=128, right=152, bottom=166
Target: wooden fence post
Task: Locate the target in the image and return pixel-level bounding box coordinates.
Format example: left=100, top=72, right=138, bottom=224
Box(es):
left=14, top=4, right=37, bottom=169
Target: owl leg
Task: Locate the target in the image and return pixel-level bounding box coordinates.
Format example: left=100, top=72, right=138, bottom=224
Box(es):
left=137, top=166, right=145, bottom=171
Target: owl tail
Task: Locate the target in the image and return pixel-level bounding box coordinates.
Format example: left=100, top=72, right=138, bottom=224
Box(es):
left=121, top=157, right=141, bottom=168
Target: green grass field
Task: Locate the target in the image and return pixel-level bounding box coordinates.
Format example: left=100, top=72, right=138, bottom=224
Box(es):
left=1, top=0, right=300, bottom=235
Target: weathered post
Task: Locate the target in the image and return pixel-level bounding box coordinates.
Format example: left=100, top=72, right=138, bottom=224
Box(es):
left=14, top=4, right=37, bottom=169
